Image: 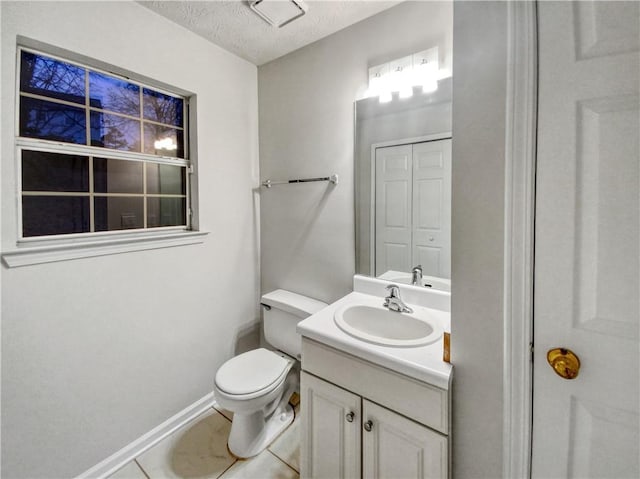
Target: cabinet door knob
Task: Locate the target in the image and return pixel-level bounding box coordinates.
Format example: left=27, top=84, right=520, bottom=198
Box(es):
left=345, top=412, right=355, bottom=423
left=364, top=420, right=373, bottom=432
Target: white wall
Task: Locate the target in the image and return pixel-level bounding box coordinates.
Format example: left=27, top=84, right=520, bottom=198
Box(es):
left=451, top=2, right=509, bottom=477
left=258, top=1, right=453, bottom=304
left=0, top=2, right=259, bottom=477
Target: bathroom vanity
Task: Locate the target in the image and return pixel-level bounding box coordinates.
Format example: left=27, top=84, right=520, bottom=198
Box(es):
left=297, top=275, right=452, bottom=479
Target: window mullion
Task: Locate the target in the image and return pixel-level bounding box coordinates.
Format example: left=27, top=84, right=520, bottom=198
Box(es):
left=139, top=84, right=144, bottom=156
left=86, top=69, right=95, bottom=234
left=89, top=156, right=95, bottom=232
left=15, top=138, right=189, bottom=166
left=143, top=162, right=148, bottom=229
left=85, top=67, right=90, bottom=147
left=21, top=192, right=91, bottom=197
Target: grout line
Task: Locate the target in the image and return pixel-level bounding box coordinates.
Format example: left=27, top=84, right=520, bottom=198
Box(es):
left=213, top=405, right=233, bottom=423
left=267, top=449, right=299, bottom=475
left=215, top=456, right=239, bottom=479
left=133, top=459, right=151, bottom=479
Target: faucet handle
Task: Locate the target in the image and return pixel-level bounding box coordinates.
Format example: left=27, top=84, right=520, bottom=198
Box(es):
left=412, top=264, right=422, bottom=272
left=385, top=284, right=401, bottom=297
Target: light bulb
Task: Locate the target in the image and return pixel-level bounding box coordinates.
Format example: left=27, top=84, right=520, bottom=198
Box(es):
left=399, top=86, right=413, bottom=99
left=379, top=91, right=392, bottom=103
left=422, top=78, right=438, bottom=93
left=419, top=59, right=438, bottom=94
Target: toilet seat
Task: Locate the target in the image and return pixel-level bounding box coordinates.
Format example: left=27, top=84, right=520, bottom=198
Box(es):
left=215, top=348, right=293, bottom=400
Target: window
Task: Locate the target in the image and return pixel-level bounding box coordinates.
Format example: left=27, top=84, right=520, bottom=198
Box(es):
left=17, top=48, right=190, bottom=239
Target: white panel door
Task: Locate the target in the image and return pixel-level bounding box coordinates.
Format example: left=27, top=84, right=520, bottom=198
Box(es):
left=375, top=144, right=413, bottom=275
left=412, top=140, right=452, bottom=278
left=533, top=1, right=639, bottom=477
left=362, top=400, right=447, bottom=479
left=301, top=372, right=361, bottom=479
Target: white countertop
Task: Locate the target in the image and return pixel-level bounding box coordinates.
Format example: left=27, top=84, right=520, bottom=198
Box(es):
left=297, top=289, right=453, bottom=390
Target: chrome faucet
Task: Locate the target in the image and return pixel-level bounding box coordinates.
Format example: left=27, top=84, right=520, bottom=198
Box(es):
left=383, top=284, right=413, bottom=313
left=411, top=264, right=423, bottom=286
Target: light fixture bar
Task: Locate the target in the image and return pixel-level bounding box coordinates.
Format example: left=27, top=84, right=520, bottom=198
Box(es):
left=367, top=47, right=444, bottom=103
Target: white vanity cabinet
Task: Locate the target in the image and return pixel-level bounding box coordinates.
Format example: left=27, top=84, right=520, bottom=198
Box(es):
left=362, top=400, right=447, bottom=479
left=300, top=338, right=450, bottom=479
left=301, top=372, right=361, bottom=478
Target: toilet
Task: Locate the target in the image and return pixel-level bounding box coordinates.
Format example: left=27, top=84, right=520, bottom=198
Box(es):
left=213, top=289, right=327, bottom=458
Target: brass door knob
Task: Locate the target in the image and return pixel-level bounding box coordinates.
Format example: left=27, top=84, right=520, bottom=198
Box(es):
left=364, top=420, right=373, bottom=432
left=345, top=412, right=355, bottom=423
left=547, top=348, right=581, bottom=379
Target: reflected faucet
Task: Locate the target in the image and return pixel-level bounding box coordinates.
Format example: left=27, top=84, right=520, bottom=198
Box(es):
left=411, top=265, right=423, bottom=286
left=383, top=284, right=413, bottom=313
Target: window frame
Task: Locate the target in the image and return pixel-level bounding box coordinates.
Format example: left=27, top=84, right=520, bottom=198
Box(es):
left=15, top=45, right=193, bottom=243
left=2, top=44, right=206, bottom=267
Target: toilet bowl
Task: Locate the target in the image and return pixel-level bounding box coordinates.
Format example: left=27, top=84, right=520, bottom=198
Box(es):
left=213, top=290, right=327, bottom=458
left=215, top=348, right=297, bottom=458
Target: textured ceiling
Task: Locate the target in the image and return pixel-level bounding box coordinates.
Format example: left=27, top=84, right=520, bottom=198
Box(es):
left=138, top=1, right=403, bottom=65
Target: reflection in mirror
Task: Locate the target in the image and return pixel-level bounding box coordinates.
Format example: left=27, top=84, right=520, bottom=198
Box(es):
left=355, top=79, right=452, bottom=290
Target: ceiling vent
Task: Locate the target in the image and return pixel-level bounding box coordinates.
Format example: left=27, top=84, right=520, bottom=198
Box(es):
left=250, top=0, right=308, bottom=28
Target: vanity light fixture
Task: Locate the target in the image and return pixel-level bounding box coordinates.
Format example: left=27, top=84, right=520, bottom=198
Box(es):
left=367, top=63, right=392, bottom=102
left=250, top=0, right=308, bottom=28
left=390, top=56, right=414, bottom=99
left=414, top=47, right=439, bottom=94
left=367, top=46, right=442, bottom=103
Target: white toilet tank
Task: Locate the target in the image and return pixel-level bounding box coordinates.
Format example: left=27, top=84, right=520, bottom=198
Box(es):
left=261, top=289, right=327, bottom=358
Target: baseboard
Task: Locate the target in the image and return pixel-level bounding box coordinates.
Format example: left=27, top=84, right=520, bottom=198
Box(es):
left=75, top=392, right=217, bottom=479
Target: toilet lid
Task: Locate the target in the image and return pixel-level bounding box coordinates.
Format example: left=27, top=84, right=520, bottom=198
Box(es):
left=215, top=348, right=291, bottom=396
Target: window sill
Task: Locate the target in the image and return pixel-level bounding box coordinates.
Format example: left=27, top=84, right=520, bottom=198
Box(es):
left=2, top=230, right=208, bottom=268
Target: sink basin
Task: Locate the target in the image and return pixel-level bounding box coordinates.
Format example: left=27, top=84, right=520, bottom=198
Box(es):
left=334, top=303, right=443, bottom=347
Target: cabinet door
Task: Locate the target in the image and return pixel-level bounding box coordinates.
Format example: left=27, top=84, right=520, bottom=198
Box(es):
left=301, top=372, right=361, bottom=479
left=363, top=400, right=448, bottom=479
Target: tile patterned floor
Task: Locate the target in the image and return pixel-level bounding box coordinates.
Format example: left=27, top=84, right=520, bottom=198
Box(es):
left=107, top=404, right=300, bottom=479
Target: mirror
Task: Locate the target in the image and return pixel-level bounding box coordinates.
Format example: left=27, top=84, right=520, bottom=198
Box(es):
left=354, top=79, right=452, bottom=291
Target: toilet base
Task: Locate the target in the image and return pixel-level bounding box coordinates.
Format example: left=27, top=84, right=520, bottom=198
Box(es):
left=227, top=401, right=295, bottom=458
